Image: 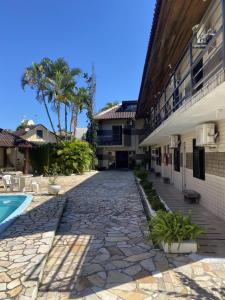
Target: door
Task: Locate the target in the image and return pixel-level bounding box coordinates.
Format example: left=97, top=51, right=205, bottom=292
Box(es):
left=116, top=151, right=128, bottom=169
left=182, top=142, right=186, bottom=190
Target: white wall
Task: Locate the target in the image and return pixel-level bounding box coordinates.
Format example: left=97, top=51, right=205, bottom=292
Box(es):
left=151, top=119, right=225, bottom=221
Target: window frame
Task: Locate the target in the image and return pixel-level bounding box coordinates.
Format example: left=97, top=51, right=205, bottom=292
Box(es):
left=193, top=139, right=205, bottom=180
left=36, top=129, right=43, bottom=139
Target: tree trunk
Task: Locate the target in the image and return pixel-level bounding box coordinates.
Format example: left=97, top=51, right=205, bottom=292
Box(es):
left=57, top=104, right=62, bottom=137
left=69, top=107, right=74, bottom=141
left=73, top=106, right=79, bottom=137
left=41, top=92, right=58, bottom=143
left=64, top=104, right=68, bottom=139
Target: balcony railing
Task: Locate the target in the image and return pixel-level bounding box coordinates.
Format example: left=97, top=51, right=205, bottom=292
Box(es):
left=143, top=0, right=224, bottom=140
left=97, top=130, right=122, bottom=146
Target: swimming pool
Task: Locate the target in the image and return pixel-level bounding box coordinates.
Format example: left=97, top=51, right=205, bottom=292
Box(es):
left=0, top=194, right=33, bottom=233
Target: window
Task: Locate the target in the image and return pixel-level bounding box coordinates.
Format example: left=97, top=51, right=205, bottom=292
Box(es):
left=174, top=148, right=180, bottom=172
left=112, top=126, right=122, bottom=145
left=193, top=139, right=205, bottom=180
left=36, top=130, right=43, bottom=138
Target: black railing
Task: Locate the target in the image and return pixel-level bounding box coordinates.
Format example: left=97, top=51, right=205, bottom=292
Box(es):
left=97, top=130, right=122, bottom=146
left=143, top=1, right=224, bottom=141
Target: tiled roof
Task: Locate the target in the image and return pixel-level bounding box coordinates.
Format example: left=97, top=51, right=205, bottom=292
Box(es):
left=0, top=129, right=34, bottom=148
left=15, top=124, right=53, bottom=137
left=94, top=101, right=137, bottom=120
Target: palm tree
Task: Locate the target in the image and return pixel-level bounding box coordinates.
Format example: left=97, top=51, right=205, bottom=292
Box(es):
left=84, top=68, right=97, bottom=149
left=68, top=87, right=89, bottom=137
left=100, top=101, right=119, bottom=112
left=46, top=58, right=81, bottom=137
left=21, top=58, right=57, bottom=137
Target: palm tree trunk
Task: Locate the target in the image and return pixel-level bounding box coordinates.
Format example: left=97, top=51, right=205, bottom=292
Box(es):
left=73, top=106, right=79, bottom=137
left=69, top=107, right=74, bottom=141
left=57, top=104, right=62, bottom=137
left=65, top=104, right=68, bottom=138
left=41, top=91, right=58, bottom=143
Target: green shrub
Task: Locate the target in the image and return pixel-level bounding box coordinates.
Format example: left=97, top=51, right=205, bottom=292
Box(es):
left=56, top=140, right=93, bottom=174
left=141, top=180, right=153, bottom=191
left=134, top=169, right=148, bottom=181
left=149, top=211, right=203, bottom=249
left=139, top=179, right=166, bottom=211
left=30, top=143, right=57, bottom=174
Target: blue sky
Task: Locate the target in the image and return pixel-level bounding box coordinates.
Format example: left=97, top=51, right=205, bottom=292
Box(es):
left=0, top=0, right=155, bottom=130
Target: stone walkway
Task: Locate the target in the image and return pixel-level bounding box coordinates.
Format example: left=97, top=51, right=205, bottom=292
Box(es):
left=0, top=172, right=96, bottom=300
left=38, top=171, right=225, bottom=300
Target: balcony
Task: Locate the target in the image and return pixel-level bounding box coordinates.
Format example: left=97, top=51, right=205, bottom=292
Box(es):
left=140, top=0, right=225, bottom=145
left=97, top=130, right=122, bottom=146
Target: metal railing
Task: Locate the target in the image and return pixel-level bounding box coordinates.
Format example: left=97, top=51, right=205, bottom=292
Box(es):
left=142, top=1, right=224, bottom=141
left=97, top=130, right=122, bottom=146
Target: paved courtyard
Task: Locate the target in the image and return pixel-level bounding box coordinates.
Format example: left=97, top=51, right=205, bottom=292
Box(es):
left=0, top=172, right=96, bottom=300
left=38, top=171, right=225, bottom=300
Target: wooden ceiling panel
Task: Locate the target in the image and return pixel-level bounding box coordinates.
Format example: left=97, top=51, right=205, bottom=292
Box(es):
left=137, top=0, right=212, bottom=117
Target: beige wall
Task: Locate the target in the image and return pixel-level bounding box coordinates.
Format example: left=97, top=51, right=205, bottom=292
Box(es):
left=97, top=118, right=145, bottom=168
left=22, top=125, right=57, bottom=144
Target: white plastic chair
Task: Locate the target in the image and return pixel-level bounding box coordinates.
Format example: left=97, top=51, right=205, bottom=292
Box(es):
left=2, top=175, right=13, bottom=192
left=12, top=176, right=21, bottom=191
left=31, top=175, right=43, bottom=194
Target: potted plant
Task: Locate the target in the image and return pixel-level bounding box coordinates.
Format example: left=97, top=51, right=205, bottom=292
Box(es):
left=48, top=174, right=61, bottom=195
left=46, top=163, right=61, bottom=195
left=149, top=211, right=203, bottom=253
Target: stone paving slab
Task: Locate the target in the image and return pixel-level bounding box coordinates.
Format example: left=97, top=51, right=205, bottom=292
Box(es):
left=0, top=172, right=96, bottom=300
left=37, top=171, right=225, bottom=300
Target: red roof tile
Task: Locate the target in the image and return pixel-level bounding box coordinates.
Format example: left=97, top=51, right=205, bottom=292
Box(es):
left=0, top=129, right=34, bottom=148
left=94, top=101, right=137, bottom=120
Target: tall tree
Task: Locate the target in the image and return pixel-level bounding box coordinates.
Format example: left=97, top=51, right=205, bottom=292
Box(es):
left=68, top=87, right=89, bottom=137
left=46, top=58, right=81, bottom=137
left=21, top=58, right=57, bottom=137
left=84, top=65, right=97, bottom=149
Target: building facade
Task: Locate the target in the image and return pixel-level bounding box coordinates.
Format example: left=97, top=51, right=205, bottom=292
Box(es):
left=95, top=101, right=145, bottom=169
left=137, top=0, right=225, bottom=220
left=15, top=124, right=57, bottom=145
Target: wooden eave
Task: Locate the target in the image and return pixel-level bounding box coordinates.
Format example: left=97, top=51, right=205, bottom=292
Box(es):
left=137, top=0, right=212, bottom=118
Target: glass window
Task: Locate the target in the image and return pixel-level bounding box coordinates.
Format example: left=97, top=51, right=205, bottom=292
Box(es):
left=36, top=130, right=43, bottom=138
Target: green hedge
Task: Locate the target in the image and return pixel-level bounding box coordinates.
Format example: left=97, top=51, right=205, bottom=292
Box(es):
left=29, top=140, right=93, bottom=175
left=134, top=169, right=166, bottom=211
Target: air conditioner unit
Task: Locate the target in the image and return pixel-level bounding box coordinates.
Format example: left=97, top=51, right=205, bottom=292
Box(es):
left=169, top=135, right=179, bottom=149
left=196, top=123, right=216, bottom=146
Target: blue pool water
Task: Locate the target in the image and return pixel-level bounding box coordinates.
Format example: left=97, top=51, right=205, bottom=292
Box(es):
left=0, top=194, right=33, bottom=233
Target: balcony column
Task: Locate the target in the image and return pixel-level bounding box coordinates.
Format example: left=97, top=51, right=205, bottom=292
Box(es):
left=222, top=0, right=225, bottom=68
left=23, top=147, right=29, bottom=174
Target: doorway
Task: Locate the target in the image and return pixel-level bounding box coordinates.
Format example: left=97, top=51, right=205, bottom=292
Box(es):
left=116, top=151, right=128, bottom=169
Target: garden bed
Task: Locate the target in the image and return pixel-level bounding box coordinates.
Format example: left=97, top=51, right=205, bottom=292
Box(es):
left=134, top=169, right=203, bottom=254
